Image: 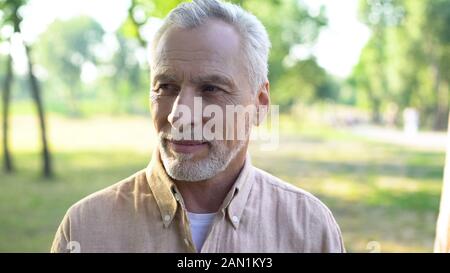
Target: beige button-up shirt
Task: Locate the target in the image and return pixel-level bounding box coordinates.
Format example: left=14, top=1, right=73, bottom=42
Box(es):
left=51, top=150, right=345, bottom=253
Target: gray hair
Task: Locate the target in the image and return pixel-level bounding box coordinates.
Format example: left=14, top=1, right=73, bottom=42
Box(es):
left=151, top=0, right=271, bottom=93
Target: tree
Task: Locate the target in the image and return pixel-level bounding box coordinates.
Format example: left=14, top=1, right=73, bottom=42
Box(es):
left=353, top=0, right=450, bottom=129
left=25, top=44, right=52, bottom=176
left=0, top=0, right=52, bottom=177
left=122, top=0, right=184, bottom=47
left=424, top=0, right=450, bottom=130
left=35, top=17, right=105, bottom=116
left=239, top=0, right=328, bottom=108
left=275, top=58, right=338, bottom=108
left=352, top=0, right=404, bottom=124
left=1, top=40, right=14, bottom=172
left=96, top=33, right=150, bottom=114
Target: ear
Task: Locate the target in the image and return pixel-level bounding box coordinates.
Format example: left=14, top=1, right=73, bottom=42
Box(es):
left=253, top=81, right=270, bottom=126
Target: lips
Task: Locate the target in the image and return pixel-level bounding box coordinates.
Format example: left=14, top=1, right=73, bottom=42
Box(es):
left=169, top=140, right=207, bottom=145
left=166, top=139, right=209, bottom=154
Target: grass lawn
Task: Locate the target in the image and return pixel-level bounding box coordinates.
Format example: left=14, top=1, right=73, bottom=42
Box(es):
left=0, top=114, right=445, bottom=252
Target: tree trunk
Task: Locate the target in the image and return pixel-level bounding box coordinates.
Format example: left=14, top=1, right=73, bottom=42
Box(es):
left=433, top=77, right=449, bottom=131
left=370, top=97, right=382, bottom=124
left=24, top=45, right=52, bottom=178
left=1, top=52, right=14, bottom=173
left=434, top=113, right=450, bottom=252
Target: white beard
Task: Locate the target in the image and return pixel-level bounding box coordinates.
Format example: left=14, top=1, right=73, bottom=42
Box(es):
left=159, top=133, right=246, bottom=182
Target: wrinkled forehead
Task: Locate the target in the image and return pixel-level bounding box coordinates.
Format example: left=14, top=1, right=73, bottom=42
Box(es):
left=152, top=49, right=233, bottom=71
left=151, top=21, right=244, bottom=75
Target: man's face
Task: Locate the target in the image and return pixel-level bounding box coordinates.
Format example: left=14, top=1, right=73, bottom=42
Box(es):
left=150, top=20, right=258, bottom=181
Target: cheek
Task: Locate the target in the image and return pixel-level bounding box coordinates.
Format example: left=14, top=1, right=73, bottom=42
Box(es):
left=151, top=98, right=173, bottom=132
left=203, top=94, right=255, bottom=140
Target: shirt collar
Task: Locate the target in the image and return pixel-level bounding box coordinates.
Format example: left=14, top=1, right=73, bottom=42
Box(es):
left=145, top=149, right=178, bottom=228
left=145, top=148, right=255, bottom=229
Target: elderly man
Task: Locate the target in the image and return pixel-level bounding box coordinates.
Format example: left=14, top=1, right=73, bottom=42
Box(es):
left=51, top=0, right=344, bottom=253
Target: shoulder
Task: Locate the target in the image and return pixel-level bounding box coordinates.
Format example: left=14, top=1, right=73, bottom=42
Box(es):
left=51, top=169, right=149, bottom=252
left=66, top=169, right=148, bottom=221
left=253, top=166, right=332, bottom=213
left=251, top=166, right=345, bottom=252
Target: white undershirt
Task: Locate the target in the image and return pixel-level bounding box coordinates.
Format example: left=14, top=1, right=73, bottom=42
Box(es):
left=187, top=211, right=216, bottom=252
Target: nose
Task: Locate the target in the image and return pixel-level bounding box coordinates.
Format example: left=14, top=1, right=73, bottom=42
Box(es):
left=167, top=87, right=202, bottom=131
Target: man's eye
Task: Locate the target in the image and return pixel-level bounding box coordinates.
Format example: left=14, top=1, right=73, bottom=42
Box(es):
left=154, top=84, right=179, bottom=94
left=202, top=85, right=222, bottom=93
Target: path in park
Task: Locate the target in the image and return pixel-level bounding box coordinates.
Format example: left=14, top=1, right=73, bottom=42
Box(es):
left=352, top=125, right=448, bottom=152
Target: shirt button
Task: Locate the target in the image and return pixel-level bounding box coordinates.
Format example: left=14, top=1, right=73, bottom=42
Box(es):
left=164, top=215, right=171, bottom=222
left=232, top=215, right=239, bottom=223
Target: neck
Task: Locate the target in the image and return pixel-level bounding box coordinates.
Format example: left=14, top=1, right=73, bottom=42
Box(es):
left=174, top=146, right=248, bottom=213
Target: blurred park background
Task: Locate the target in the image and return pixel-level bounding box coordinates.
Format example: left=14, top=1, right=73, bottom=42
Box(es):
left=0, top=0, right=449, bottom=252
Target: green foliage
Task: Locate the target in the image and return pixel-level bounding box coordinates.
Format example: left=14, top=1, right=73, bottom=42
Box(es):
left=351, top=0, right=450, bottom=129
left=120, top=0, right=184, bottom=45
left=238, top=0, right=330, bottom=108
left=0, top=0, right=27, bottom=33
left=96, top=33, right=150, bottom=114
left=34, top=17, right=105, bottom=116
left=275, top=58, right=338, bottom=109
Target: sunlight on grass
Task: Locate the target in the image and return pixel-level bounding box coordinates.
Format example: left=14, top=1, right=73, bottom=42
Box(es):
left=313, top=178, right=373, bottom=203
left=375, top=176, right=442, bottom=194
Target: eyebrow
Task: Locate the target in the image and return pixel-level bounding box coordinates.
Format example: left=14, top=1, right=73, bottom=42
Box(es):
left=152, top=73, right=180, bottom=85
left=153, top=73, right=236, bottom=89
left=191, top=74, right=236, bottom=88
